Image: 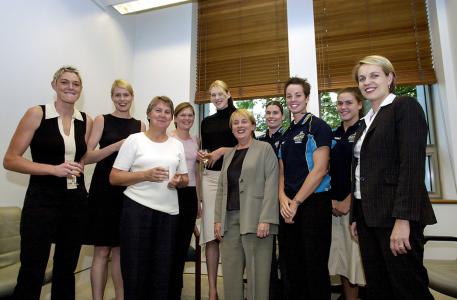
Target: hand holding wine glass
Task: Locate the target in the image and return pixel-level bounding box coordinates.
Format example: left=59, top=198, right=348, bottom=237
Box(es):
left=198, top=149, right=209, bottom=174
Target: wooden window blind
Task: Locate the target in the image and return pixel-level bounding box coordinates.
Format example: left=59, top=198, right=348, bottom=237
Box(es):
left=313, top=0, right=436, bottom=92
left=195, top=0, right=289, bottom=103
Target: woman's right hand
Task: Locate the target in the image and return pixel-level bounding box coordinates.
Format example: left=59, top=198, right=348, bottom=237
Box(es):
left=143, top=167, right=169, bottom=182
left=350, top=222, right=358, bottom=241
left=197, top=150, right=208, bottom=162
left=54, top=161, right=84, bottom=178
left=214, top=223, right=223, bottom=241
left=279, top=195, right=295, bottom=223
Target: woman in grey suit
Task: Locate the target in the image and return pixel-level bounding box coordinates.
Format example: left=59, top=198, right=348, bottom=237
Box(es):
left=350, top=55, right=436, bottom=300
left=214, top=109, right=279, bottom=300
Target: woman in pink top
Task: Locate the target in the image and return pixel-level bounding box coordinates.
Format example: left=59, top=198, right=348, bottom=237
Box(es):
left=169, top=102, right=201, bottom=300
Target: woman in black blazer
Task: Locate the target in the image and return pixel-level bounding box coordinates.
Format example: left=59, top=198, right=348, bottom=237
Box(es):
left=350, top=55, right=436, bottom=300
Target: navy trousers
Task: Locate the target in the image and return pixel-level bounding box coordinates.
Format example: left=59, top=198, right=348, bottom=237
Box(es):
left=120, top=196, right=178, bottom=300
left=278, top=191, right=332, bottom=300
left=13, top=185, right=87, bottom=300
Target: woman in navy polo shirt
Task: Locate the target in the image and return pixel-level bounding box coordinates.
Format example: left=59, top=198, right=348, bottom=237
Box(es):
left=328, top=87, right=366, bottom=300
left=258, top=100, right=285, bottom=156
left=278, top=77, right=333, bottom=299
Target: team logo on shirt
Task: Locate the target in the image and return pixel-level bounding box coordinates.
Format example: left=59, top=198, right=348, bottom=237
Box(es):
left=293, top=131, right=305, bottom=143
left=348, top=133, right=356, bottom=143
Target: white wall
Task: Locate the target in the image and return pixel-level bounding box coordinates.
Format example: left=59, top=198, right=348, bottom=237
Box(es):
left=130, top=3, right=195, bottom=125
left=422, top=0, right=457, bottom=259
left=287, top=0, right=320, bottom=116
left=0, top=1, right=135, bottom=207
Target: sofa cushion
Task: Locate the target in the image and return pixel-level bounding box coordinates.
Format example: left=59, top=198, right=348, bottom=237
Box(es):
left=0, top=207, right=21, bottom=268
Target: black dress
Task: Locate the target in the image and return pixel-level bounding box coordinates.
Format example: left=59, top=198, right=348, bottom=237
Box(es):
left=87, top=114, right=141, bottom=246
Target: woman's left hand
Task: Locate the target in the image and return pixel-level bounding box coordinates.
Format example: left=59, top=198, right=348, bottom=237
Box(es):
left=257, top=223, right=270, bottom=238
left=167, top=174, right=182, bottom=189
left=207, top=148, right=223, bottom=168
left=390, top=219, right=411, bottom=256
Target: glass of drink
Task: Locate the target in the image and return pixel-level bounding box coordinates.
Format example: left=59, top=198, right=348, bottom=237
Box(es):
left=201, top=149, right=209, bottom=175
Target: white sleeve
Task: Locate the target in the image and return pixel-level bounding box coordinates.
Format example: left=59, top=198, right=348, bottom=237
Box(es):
left=176, top=141, right=188, bottom=174
left=113, top=134, right=137, bottom=171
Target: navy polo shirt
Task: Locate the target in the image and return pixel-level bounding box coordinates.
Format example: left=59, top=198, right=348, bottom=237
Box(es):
left=329, top=121, right=360, bottom=201
left=258, top=127, right=284, bottom=157
left=279, top=113, right=332, bottom=195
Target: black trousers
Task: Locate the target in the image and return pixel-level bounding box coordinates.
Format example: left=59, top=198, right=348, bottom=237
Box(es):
left=120, top=196, right=178, bottom=300
left=278, top=191, right=332, bottom=300
left=355, top=201, right=434, bottom=300
left=12, top=185, right=87, bottom=300
left=170, top=187, right=199, bottom=300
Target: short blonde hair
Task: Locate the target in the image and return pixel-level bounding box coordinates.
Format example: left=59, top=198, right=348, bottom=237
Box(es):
left=229, top=109, right=256, bottom=128
left=146, top=96, right=174, bottom=116
left=353, top=55, right=397, bottom=92
left=111, top=79, right=134, bottom=97
left=52, top=65, right=82, bottom=85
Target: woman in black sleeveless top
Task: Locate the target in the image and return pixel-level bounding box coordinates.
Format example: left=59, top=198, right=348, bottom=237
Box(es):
left=85, top=79, right=144, bottom=300
left=3, top=66, right=93, bottom=300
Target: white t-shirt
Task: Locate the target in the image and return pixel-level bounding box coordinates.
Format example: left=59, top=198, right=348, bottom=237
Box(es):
left=113, top=132, right=188, bottom=215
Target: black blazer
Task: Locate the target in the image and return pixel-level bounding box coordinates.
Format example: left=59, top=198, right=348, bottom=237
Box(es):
left=350, top=96, right=436, bottom=227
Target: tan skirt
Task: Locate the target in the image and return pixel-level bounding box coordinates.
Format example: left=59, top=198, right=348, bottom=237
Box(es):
left=199, top=170, right=221, bottom=245
left=328, top=213, right=366, bottom=285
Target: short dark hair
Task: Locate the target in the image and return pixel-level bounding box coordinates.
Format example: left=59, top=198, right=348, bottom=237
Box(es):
left=266, top=100, right=284, bottom=115
left=284, top=77, right=311, bottom=97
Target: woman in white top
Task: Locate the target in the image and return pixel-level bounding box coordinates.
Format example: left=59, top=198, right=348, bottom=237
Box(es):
left=3, top=66, right=93, bottom=300
left=110, top=96, right=188, bottom=300
left=169, top=102, right=201, bottom=300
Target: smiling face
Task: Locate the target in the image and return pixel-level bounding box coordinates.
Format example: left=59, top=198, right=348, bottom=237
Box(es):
left=52, top=71, right=82, bottom=105
left=175, top=107, right=195, bottom=131
left=357, top=64, right=393, bottom=104
left=336, top=92, right=362, bottom=124
left=210, top=86, right=230, bottom=110
left=112, top=87, right=133, bottom=113
left=285, top=84, right=308, bottom=116
left=147, top=100, right=173, bottom=130
left=231, top=112, right=255, bottom=143
left=265, top=104, right=284, bottom=131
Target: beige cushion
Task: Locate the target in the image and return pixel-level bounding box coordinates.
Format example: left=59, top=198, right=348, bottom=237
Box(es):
left=424, top=259, right=457, bottom=298
left=0, top=207, right=21, bottom=268
left=0, top=207, right=53, bottom=297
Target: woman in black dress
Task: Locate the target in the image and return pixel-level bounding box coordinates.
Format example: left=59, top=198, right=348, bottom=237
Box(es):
left=85, top=79, right=145, bottom=300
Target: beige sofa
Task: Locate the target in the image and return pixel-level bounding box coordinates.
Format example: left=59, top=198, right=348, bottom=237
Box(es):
left=0, top=207, right=53, bottom=298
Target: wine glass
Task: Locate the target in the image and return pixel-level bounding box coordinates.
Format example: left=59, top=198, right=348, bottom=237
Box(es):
left=201, top=149, right=209, bottom=175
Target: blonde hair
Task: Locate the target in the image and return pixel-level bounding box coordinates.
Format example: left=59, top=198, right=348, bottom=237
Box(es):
left=353, top=55, right=397, bottom=92
left=229, top=109, right=256, bottom=128
left=52, top=65, right=82, bottom=85
left=146, top=96, right=174, bottom=117
left=209, top=80, right=229, bottom=94
left=209, top=80, right=234, bottom=107
left=111, top=79, right=134, bottom=97
left=173, top=102, right=195, bottom=128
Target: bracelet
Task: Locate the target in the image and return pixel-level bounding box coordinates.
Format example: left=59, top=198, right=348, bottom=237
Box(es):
left=293, top=198, right=301, bottom=206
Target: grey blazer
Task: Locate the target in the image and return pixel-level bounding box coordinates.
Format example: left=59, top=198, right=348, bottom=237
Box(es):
left=214, top=139, right=279, bottom=235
